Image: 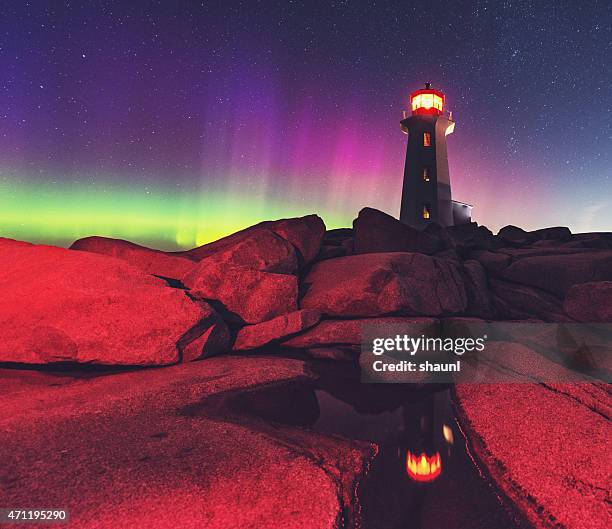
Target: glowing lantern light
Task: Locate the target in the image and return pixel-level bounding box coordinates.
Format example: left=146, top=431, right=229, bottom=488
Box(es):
left=406, top=451, right=442, bottom=482
left=410, top=83, right=445, bottom=116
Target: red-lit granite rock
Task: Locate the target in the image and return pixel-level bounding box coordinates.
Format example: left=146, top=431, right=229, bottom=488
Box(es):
left=234, top=309, right=321, bottom=350
left=267, top=215, right=326, bottom=264
left=179, top=214, right=325, bottom=266
left=0, top=240, right=224, bottom=365
left=282, top=317, right=438, bottom=348
left=182, top=228, right=302, bottom=323
left=352, top=207, right=440, bottom=255
left=461, top=260, right=496, bottom=319
left=303, top=346, right=357, bottom=361
left=70, top=236, right=196, bottom=280
left=490, top=278, right=568, bottom=321
left=300, top=253, right=467, bottom=317
left=184, top=266, right=298, bottom=324
left=181, top=308, right=231, bottom=361
left=189, top=228, right=298, bottom=274
left=564, top=281, right=612, bottom=322
left=500, top=251, right=612, bottom=296
left=455, top=346, right=611, bottom=529
left=0, top=357, right=374, bottom=529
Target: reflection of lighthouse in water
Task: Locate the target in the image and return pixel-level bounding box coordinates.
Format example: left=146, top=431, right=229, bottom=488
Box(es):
left=399, top=394, right=447, bottom=483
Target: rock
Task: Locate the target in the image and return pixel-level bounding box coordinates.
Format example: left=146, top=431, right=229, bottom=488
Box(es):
left=268, top=215, right=326, bottom=264
left=0, top=240, right=224, bottom=365
left=234, top=309, right=321, bottom=350
left=445, top=222, right=500, bottom=252
left=185, top=266, right=298, bottom=324
left=528, top=226, right=572, bottom=242
left=497, top=224, right=532, bottom=245
left=563, top=232, right=612, bottom=250
left=323, top=227, right=353, bottom=242
left=300, top=253, right=467, bottom=317
left=352, top=207, right=440, bottom=254
left=423, top=222, right=455, bottom=249
left=316, top=244, right=349, bottom=261
left=529, top=238, right=562, bottom=248
left=180, top=227, right=302, bottom=324
left=319, top=229, right=354, bottom=258
left=433, top=248, right=461, bottom=261
left=562, top=238, right=611, bottom=250
left=462, top=260, right=496, bottom=319
left=303, top=347, right=356, bottom=361
left=180, top=215, right=325, bottom=267
left=282, top=317, right=438, bottom=348
left=468, top=250, right=511, bottom=275
left=498, top=247, right=589, bottom=259
left=500, top=251, right=612, bottom=297
left=455, top=351, right=611, bottom=529
left=181, top=308, right=231, bottom=362
left=564, top=281, right=612, bottom=322
left=490, top=278, right=568, bottom=321
left=192, top=228, right=298, bottom=274
left=70, top=236, right=196, bottom=280
left=0, top=358, right=374, bottom=529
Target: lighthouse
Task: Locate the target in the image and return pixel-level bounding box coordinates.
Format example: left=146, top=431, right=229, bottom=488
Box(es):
left=399, top=83, right=471, bottom=228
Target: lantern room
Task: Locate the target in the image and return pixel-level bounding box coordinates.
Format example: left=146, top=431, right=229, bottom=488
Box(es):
left=410, top=82, right=445, bottom=116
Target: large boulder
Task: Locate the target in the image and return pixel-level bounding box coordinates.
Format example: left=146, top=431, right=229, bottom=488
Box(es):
left=528, top=226, right=572, bottom=242
left=0, top=239, right=227, bottom=365
left=189, top=228, right=298, bottom=275
left=184, top=266, right=298, bottom=324
left=564, top=281, right=612, bottom=322
left=455, top=351, right=611, bottom=529
left=352, top=207, right=440, bottom=254
left=234, top=309, right=321, bottom=350
left=70, top=236, right=196, bottom=280
left=490, top=278, right=568, bottom=321
left=497, top=225, right=532, bottom=245
left=500, top=251, right=612, bottom=296
left=266, top=215, right=326, bottom=264
left=301, top=252, right=467, bottom=318
left=182, top=229, right=301, bottom=324
left=179, top=215, right=325, bottom=266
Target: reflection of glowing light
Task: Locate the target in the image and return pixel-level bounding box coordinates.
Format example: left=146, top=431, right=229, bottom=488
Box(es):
left=406, top=451, right=442, bottom=482
left=443, top=424, right=454, bottom=445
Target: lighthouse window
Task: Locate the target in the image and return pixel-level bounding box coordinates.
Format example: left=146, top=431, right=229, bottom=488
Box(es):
left=422, top=204, right=431, bottom=220
left=422, top=167, right=430, bottom=182
left=423, top=132, right=431, bottom=147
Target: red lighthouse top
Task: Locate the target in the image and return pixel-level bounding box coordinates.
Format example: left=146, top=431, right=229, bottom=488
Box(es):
left=410, top=82, right=445, bottom=116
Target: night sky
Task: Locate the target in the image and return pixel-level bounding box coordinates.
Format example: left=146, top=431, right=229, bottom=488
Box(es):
left=1, top=1, right=611, bottom=249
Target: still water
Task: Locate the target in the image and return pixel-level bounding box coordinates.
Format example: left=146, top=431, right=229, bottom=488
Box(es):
left=218, top=359, right=529, bottom=529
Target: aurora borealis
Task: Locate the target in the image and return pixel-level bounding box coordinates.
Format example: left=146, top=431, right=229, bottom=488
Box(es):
left=1, top=1, right=611, bottom=250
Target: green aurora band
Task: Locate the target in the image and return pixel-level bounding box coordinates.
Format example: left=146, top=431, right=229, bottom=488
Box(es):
left=0, top=178, right=347, bottom=250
